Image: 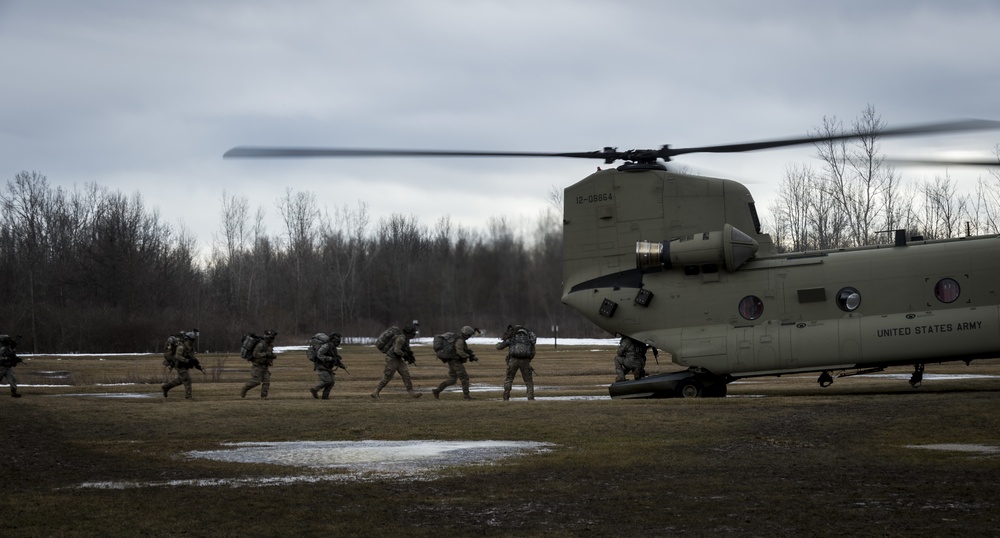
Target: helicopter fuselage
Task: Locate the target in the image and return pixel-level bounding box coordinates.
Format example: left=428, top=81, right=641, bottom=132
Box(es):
left=562, top=166, right=1000, bottom=391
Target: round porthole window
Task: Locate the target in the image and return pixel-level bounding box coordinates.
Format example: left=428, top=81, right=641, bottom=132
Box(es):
left=934, top=278, right=960, bottom=303
left=836, top=287, right=862, bottom=312
left=738, top=295, right=764, bottom=320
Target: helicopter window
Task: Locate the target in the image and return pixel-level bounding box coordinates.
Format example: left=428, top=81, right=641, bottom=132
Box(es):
left=836, top=287, right=862, bottom=312
left=934, top=278, right=961, bottom=303
left=738, top=295, right=764, bottom=320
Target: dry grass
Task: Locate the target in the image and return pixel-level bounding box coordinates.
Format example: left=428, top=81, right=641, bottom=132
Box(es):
left=3, top=342, right=1000, bottom=537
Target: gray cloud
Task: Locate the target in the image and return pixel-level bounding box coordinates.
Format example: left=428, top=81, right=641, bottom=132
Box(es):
left=2, top=0, right=998, bottom=252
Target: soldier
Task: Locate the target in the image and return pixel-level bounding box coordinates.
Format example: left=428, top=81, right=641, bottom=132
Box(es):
left=496, top=324, right=536, bottom=401
left=0, top=334, right=23, bottom=398
left=431, top=325, right=479, bottom=400
left=371, top=324, right=421, bottom=399
left=241, top=330, right=277, bottom=398
left=310, top=332, right=345, bottom=400
left=614, top=335, right=657, bottom=382
left=162, top=330, right=202, bottom=399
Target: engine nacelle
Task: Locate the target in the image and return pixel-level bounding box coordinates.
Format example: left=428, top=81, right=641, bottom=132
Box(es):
left=636, top=224, right=758, bottom=273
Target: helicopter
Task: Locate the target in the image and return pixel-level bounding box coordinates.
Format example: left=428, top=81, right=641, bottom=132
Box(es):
left=225, top=119, right=1000, bottom=398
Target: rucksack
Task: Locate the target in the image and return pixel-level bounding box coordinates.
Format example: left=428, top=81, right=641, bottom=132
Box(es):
left=432, top=332, right=459, bottom=361
left=375, top=326, right=401, bottom=353
left=510, top=328, right=536, bottom=360
left=306, top=332, right=330, bottom=362
left=240, top=333, right=261, bottom=361
left=162, top=335, right=180, bottom=366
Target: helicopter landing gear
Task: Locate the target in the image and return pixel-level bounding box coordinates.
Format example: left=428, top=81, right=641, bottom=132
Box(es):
left=909, top=364, right=925, bottom=388
left=817, top=371, right=834, bottom=388
left=676, top=379, right=703, bottom=398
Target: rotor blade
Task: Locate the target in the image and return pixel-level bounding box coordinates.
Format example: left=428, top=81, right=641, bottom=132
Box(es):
left=884, top=157, right=1000, bottom=167
left=224, top=146, right=615, bottom=159
left=663, top=119, right=1000, bottom=159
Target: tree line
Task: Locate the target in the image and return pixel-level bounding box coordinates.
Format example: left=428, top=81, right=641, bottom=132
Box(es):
left=766, top=105, right=1000, bottom=252
left=6, top=106, right=997, bottom=352
left=1, top=173, right=589, bottom=353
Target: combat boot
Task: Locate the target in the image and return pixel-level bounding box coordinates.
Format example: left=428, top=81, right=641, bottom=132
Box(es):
left=463, top=393, right=475, bottom=400
left=11, top=390, right=21, bottom=398
left=240, top=386, right=248, bottom=398
left=408, top=390, right=422, bottom=398
left=432, top=388, right=441, bottom=399
left=502, top=390, right=510, bottom=401
left=370, top=389, right=380, bottom=400
left=310, top=388, right=319, bottom=399
left=162, top=385, right=170, bottom=398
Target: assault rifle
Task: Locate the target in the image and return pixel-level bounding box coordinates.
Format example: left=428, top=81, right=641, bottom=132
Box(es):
left=403, top=350, right=416, bottom=365
left=333, top=357, right=351, bottom=374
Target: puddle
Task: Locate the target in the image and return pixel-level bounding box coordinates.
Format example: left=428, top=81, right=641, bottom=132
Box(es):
left=54, top=392, right=159, bottom=399
left=75, top=440, right=554, bottom=489
left=906, top=444, right=1000, bottom=454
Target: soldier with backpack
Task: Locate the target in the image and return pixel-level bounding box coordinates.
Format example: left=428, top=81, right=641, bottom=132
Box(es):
left=241, top=330, right=277, bottom=398
left=309, top=332, right=345, bottom=400
left=496, top=324, right=537, bottom=401
left=431, top=325, right=479, bottom=400
left=371, top=324, right=421, bottom=399
left=0, top=334, right=24, bottom=398
left=614, top=335, right=657, bottom=382
left=162, top=330, right=200, bottom=399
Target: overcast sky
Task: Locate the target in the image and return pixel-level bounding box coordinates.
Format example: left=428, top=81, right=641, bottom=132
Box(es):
left=2, top=0, right=998, bottom=256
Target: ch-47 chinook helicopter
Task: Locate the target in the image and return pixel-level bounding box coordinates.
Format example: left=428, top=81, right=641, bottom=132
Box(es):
left=225, top=119, right=1000, bottom=398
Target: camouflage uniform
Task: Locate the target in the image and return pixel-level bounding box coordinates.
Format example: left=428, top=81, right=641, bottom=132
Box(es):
left=614, top=336, right=652, bottom=382
left=432, top=326, right=478, bottom=400
left=242, top=330, right=277, bottom=398
left=162, top=331, right=199, bottom=399
left=497, top=325, right=535, bottom=401
left=311, top=333, right=343, bottom=400
left=371, top=325, right=421, bottom=399
left=0, top=336, right=23, bottom=398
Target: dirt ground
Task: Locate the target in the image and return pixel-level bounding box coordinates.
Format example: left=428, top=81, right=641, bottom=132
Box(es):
left=2, top=343, right=999, bottom=537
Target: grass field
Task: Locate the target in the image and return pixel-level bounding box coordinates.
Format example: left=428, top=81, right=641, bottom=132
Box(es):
left=3, top=342, right=1000, bottom=537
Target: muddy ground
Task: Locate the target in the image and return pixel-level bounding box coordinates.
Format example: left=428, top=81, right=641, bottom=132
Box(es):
left=2, top=344, right=999, bottom=537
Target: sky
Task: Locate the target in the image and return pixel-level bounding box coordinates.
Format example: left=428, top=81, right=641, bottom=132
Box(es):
left=2, top=0, right=999, bottom=257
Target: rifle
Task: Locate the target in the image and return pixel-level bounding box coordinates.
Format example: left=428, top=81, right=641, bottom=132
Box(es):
left=333, top=358, right=351, bottom=375
left=190, top=357, right=206, bottom=375
left=403, top=351, right=416, bottom=365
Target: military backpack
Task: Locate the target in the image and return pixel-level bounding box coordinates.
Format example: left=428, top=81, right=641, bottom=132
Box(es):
left=432, top=332, right=459, bottom=361
left=240, top=333, right=261, bottom=361
left=509, top=328, right=536, bottom=360
left=375, top=326, right=402, bottom=353
left=306, top=332, right=330, bottom=363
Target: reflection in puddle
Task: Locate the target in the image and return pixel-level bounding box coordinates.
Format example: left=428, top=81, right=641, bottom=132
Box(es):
left=190, top=440, right=553, bottom=471
left=906, top=443, right=1000, bottom=454
left=54, top=392, right=158, bottom=398
left=76, top=440, right=554, bottom=489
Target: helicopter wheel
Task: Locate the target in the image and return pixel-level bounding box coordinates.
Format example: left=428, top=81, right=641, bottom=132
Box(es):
left=676, top=379, right=703, bottom=398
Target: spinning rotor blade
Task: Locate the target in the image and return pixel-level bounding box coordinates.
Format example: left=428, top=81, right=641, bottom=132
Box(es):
left=662, top=119, right=1000, bottom=160
left=224, top=119, right=1000, bottom=164
left=884, top=157, right=1000, bottom=167
left=223, top=147, right=616, bottom=160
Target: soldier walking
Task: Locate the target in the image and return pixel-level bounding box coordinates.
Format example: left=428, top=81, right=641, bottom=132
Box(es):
left=0, top=334, right=23, bottom=398
left=241, top=330, right=277, bottom=399
left=310, top=332, right=346, bottom=399
left=371, top=324, right=421, bottom=399
left=497, top=324, right=536, bottom=401
left=431, top=326, right=478, bottom=400
left=162, top=330, right=202, bottom=399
